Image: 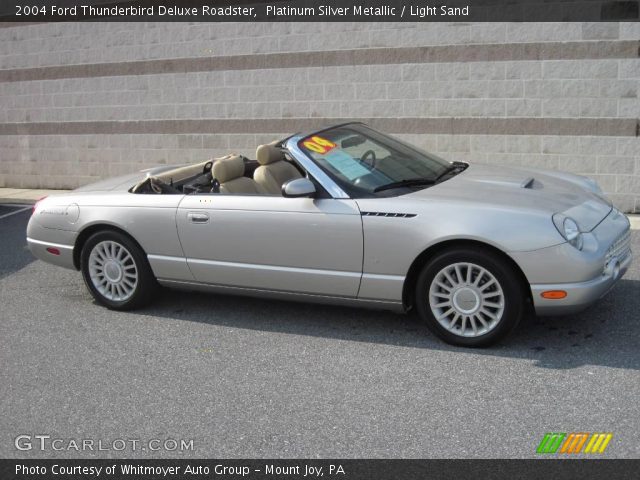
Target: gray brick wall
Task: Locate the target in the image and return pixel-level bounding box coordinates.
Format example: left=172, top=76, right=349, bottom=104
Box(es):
left=0, top=21, right=639, bottom=212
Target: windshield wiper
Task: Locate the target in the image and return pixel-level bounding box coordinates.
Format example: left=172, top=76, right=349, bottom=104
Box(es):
left=373, top=163, right=468, bottom=193
left=432, top=162, right=468, bottom=183
left=373, top=177, right=435, bottom=193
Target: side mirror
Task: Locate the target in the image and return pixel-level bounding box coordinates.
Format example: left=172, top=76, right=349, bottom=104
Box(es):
left=282, top=178, right=316, bottom=198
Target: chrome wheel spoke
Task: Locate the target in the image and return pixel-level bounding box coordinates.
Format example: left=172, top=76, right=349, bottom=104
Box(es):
left=479, top=278, right=496, bottom=291
left=480, top=308, right=498, bottom=321
left=433, top=300, right=451, bottom=308
left=482, top=291, right=500, bottom=299
left=454, top=265, right=464, bottom=284
left=443, top=271, right=457, bottom=289
left=448, top=313, right=460, bottom=329
left=469, top=316, right=478, bottom=335
left=475, top=313, right=489, bottom=328
left=437, top=307, right=455, bottom=320
left=484, top=301, right=502, bottom=309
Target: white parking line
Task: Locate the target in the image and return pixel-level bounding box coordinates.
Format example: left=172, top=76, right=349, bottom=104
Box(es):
left=0, top=206, right=31, bottom=220
left=628, top=215, right=640, bottom=231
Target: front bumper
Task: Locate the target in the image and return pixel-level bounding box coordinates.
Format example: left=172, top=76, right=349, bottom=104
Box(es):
left=531, top=248, right=631, bottom=315
left=511, top=208, right=632, bottom=316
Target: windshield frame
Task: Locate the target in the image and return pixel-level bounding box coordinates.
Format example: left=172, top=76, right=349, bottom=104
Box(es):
left=292, top=123, right=452, bottom=199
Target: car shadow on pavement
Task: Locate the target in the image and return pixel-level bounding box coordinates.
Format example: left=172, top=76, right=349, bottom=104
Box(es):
left=0, top=209, right=36, bottom=281
left=133, top=278, right=640, bottom=372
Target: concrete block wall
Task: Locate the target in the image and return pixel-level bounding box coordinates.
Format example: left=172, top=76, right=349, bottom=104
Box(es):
left=0, top=22, right=638, bottom=212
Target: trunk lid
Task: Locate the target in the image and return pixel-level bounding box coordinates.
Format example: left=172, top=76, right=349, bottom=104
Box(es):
left=73, top=165, right=180, bottom=192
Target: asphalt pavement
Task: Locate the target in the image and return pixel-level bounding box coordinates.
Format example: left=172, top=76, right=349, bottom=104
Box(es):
left=1, top=206, right=639, bottom=459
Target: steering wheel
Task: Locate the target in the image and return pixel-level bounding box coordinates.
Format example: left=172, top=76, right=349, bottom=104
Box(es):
left=149, top=178, right=163, bottom=194
left=360, top=149, right=377, bottom=168
left=353, top=174, right=379, bottom=191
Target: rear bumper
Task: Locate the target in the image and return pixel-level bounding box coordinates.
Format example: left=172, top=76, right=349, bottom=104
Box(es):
left=27, top=237, right=76, bottom=270
left=531, top=249, right=631, bottom=316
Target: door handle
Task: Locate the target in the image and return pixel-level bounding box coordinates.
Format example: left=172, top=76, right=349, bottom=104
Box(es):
left=187, top=212, right=209, bottom=224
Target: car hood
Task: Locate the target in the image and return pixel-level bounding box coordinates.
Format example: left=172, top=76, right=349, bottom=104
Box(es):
left=408, top=163, right=612, bottom=231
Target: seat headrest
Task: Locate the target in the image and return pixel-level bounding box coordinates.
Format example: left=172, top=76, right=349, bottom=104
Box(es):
left=212, top=155, right=245, bottom=183
left=256, top=143, right=283, bottom=165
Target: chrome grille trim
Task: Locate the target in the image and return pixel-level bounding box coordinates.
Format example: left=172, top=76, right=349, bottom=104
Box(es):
left=607, top=229, right=631, bottom=261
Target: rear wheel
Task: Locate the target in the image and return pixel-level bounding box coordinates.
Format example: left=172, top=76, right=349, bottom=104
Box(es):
left=415, top=247, right=524, bottom=347
left=80, top=230, right=156, bottom=310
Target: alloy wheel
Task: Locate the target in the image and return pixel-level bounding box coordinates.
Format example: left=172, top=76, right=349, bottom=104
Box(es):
left=88, top=240, right=138, bottom=302
left=428, top=262, right=505, bottom=337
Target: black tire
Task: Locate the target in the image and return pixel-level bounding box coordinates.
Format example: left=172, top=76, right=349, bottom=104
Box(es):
left=80, top=230, right=156, bottom=310
left=415, top=247, right=524, bottom=347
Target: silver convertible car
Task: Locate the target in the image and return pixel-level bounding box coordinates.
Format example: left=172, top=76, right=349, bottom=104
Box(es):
left=27, top=123, right=632, bottom=346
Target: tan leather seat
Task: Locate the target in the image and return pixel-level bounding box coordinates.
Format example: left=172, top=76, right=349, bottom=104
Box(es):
left=253, top=143, right=302, bottom=195
left=213, top=155, right=266, bottom=195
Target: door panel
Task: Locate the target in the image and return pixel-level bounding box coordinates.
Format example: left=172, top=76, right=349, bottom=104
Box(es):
left=176, top=195, right=363, bottom=297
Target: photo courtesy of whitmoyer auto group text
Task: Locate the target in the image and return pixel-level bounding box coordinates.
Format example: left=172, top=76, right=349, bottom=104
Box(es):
left=0, top=0, right=639, bottom=478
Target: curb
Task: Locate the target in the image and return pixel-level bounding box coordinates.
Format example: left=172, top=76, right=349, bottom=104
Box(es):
left=0, top=197, right=38, bottom=205
left=0, top=189, right=71, bottom=205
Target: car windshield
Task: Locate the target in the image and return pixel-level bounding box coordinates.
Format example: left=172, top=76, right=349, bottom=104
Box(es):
left=297, top=124, right=453, bottom=198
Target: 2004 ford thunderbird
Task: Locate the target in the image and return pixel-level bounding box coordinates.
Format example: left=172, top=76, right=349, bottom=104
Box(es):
left=27, top=123, right=632, bottom=346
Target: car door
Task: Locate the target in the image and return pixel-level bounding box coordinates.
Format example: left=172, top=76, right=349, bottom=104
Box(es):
left=175, top=194, right=363, bottom=297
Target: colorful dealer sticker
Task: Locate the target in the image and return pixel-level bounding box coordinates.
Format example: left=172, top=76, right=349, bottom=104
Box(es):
left=536, top=432, right=613, bottom=454
left=323, top=150, right=371, bottom=181
left=302, top=136, right=337, bottom=154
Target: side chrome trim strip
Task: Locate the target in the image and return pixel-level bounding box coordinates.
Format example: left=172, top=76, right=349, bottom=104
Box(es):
left=286, top=136, right=349, bottom=199
left=149, top=255, right=404, bottom=289
left=361, top=273, right=406, bottom=282
left=147, top=253, right=186, bottom=263
left=187, top=256, right=362, bottom=278
left=26, top=237, right=74, bottom=250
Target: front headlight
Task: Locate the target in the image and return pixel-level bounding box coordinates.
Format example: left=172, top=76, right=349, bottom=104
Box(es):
left=553, top=214, right=584, bottom=250
left=563, top=218, right=583, bottom=250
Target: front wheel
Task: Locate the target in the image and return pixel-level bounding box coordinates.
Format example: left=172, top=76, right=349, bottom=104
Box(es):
left=415, top=248, right=524, bottom=347
left=80, top=230, right=156, bottom=310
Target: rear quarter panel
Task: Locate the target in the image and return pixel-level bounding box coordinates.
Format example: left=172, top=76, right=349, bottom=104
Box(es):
left=30, top=191, right=190, bottom=280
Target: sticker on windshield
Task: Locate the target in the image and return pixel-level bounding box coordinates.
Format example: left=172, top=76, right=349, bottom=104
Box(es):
left=324, top=150, right=371, bottom=181
left=302, top=136, right=337, bottom=154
